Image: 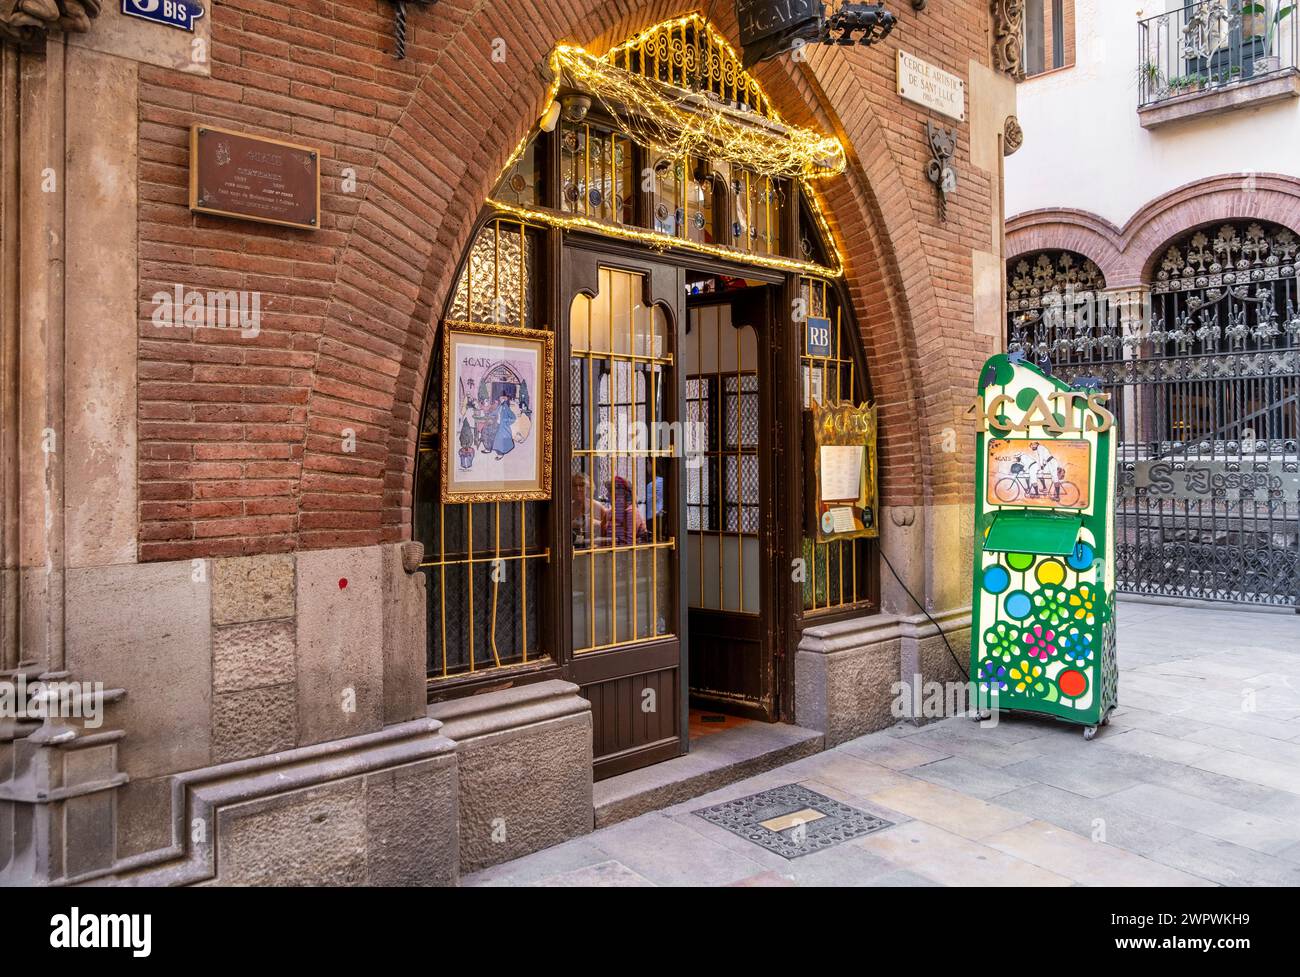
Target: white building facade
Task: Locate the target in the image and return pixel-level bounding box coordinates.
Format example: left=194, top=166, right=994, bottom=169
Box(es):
left=1004, top=0, right=1299, bottom=610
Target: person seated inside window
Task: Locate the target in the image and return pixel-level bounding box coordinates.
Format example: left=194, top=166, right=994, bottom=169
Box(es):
left=571, top=472, right=609, bottom=546
left=641, top=458, right=667, bottom=530
left=603, top=475, right=647, bottom=545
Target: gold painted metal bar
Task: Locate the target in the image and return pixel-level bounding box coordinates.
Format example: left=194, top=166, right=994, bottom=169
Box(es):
left=629, top=279, right=638, bottom=638
left=608, top=279, right=617, bottom=647
left=587, top=298, right=596, bottom=651
left=518, top=221, right=526, bottom=326
left=649, top=315, right=658, bottom=637
left=840, top=303, right=857, bottom=604
left=697, top=309, right=704, bottom=607
left=490, top=502, right=502, bottom=667
left=765, top=176, right=773, bottom=254
left=419, top=549, right=548, bottom=570
left=568, top=348, right=674, bottom=365
left=715, top=306, right=722, bottom=610
left=520, top=500, right=528, bottom=662
left=467, top=502, right=476, bottom=670
left=743, top=170, right=751, bottom=254
left=825, top=280, right=834, bottom=609
left=439, top=499, right=448, bottom=677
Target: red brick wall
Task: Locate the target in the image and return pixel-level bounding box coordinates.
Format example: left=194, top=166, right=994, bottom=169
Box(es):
left=135, top=0, right=999, bottom=561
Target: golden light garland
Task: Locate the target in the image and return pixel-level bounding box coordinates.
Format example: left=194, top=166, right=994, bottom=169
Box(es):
left=487, top=195, right=842, bottom=278
left=488, top=14, right=849, bottom=278
left=550, top=45, right=846, bottom=181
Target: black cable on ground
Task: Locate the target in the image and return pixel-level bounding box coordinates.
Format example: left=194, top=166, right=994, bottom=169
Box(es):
left=878, top=547, right=970, bottom=682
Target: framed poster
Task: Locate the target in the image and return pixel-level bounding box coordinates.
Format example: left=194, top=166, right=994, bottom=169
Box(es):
left=806, top=401, right=878, bottom=541
left=442, top=322, right=554, bottom=503
left=986, top=438, right=1091, bottom=509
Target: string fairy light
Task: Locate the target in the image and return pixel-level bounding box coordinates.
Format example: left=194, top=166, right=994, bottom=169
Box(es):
left=489, top=13, right=850, bottom=278
left=550, top=45, right=846, bottom=180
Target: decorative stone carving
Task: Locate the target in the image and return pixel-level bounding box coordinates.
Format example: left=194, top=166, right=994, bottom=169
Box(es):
left=889, top=505, right=916, bottom=527
left=0, top=0, right=100, bottom=46
left=1003, top=115, right=1024, bottom=155
left=990, top=0, right=1025, bottom=80
left=924, top=120, right=958, bottom=222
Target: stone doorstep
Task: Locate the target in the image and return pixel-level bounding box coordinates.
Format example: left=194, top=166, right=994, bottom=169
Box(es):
left=593, top=722, right=825, bottom=829
left=799, top=605, right=973, bottom=654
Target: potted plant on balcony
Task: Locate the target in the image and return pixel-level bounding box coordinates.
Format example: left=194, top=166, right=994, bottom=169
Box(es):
left=1244, top=1, right=1295, bottom=74
left=1168, top=73, right=1207, bottom=95
left=1137, top=59, right=1165, bottom=99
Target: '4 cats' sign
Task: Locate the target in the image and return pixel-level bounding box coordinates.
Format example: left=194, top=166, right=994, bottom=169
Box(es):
left=121, top=0, right=205, bottom=32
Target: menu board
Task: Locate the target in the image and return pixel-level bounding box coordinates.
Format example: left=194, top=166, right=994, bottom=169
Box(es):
left=807, top=401, right=878, bottom=541
left=189, top=125, right=320, bottom=231
left=820, top=445, right=864, bottom=501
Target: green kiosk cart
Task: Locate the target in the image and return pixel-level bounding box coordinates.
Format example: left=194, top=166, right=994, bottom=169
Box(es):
left=969, top=353, right=1118, bottom=739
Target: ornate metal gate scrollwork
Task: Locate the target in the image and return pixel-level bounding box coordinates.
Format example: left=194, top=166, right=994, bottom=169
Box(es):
left=1007, top=232, right=1300, bottom=609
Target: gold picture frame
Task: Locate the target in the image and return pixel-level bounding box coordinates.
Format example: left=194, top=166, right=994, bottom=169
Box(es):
left=441, top=321, right=554, bottom=503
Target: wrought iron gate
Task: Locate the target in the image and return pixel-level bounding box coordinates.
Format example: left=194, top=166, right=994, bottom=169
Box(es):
left=1007, top=227, right=1300, bottom=609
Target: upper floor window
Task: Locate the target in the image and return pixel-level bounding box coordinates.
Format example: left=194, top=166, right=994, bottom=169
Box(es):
left=1024, top=0, right=1074, bottom=76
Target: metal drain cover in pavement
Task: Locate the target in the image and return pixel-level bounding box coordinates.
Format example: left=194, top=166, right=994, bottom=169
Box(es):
left=693, top=784, right=894, bottom=859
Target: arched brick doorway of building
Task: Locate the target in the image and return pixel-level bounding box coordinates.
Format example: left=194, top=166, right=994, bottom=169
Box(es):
left=411, top=15, right=885, bottom=777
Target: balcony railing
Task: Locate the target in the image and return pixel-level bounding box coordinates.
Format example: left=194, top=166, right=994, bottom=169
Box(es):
left=1138, top=0, right=1299, bottom=108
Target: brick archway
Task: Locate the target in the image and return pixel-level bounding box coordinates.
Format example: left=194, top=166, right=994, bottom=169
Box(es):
left=289, top=2, right=947, bottom=551
left=1004, top=209, right=1125, bottom=283
left=1006, top=173, right=1300, bottom=289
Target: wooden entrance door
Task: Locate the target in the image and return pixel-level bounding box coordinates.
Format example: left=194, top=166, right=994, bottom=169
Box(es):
left=685, top=286, right=777, bottom=721
left=561, top=246, right=688, bottom=779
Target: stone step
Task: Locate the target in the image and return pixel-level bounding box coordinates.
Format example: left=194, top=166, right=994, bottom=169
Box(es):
left=594, top=722, right=825, bottom=828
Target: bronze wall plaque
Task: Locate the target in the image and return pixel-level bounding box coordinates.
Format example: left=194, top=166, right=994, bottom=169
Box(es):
left=189, top=125, right=320, bottom=231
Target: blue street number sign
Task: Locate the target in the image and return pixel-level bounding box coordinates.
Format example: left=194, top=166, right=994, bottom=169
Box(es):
left=121, top=0, right=205, bottom=32
left=805, top=316, right=832, bottom=358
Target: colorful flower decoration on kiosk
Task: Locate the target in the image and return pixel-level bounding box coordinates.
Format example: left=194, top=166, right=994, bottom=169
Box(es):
left=1022, top=623, right=1057, bottom=662
left=981, top=563, right=1010, bottom=595
left=1058, top=628, right=1094, bottom=664
left=983, top=621, right=1022, bottom=662
left=1005, top=552, right=1035, bottom=573
left=977, top=659, right=1008, bottom=693
left=1068, top=582, right=1108, bottom=626
left=1009, top=659, right=1046, bottom=696
left=1034, top=558, right=1067, bottom=587
left=1003, top=589, right=1033, bottom=621
left=1031, top=585, right=1073, bottom=628
left=1066, top=540, right=1096, bottom=572
left=1057, top=668, right=1088, bottom=699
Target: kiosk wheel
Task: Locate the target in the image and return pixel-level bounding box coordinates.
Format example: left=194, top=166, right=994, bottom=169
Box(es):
left=1083, top=724, right=1098, bottom=741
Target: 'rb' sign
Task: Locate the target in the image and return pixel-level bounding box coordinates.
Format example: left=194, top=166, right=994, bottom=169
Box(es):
left=805, top=316, right=832, bottom=358
left=121, top=0, right=205, bottom=32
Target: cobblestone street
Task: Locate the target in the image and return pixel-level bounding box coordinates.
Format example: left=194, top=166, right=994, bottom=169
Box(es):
left=467, top=600, right=1300, bottom=886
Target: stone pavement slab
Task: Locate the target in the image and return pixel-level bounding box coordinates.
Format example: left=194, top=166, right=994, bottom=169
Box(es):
left=465, top=600, right=1300, bottom=887
left=855, top=820, right=1073, bottom=886
left=983, top=819, right=1214, bottom=887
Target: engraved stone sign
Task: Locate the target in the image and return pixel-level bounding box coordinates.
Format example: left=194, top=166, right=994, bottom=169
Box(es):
left=897, top=49, right=966, bottom=122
